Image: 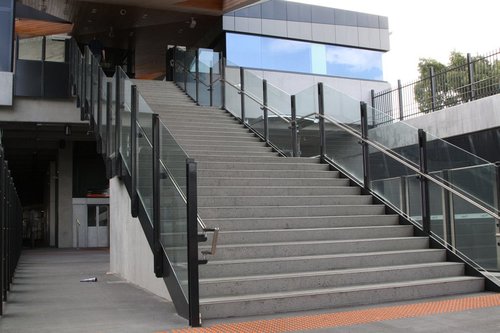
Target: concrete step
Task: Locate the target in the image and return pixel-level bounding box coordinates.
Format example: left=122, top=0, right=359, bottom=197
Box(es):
left=198, top=204, right=385, bottom=219
left=198, top=195, right=372, bottom=207
left=199, top=237, right=429, bottom=260
left=197, top=169, right=338, bottom=179
left=211, top=225, right=413, bottom=245
left=192, top=155, right=319, bottom=163
left=202, top=214, right=399, bottom=231
left=197, top=161, right=329, bottom=171
left=190, top=150, right=278, bottom=158
left=173, top=134, right=260, bottom=142
left=179, top=140, right=269, bottom=149
left=198, top=186, right=360, bottom=197
left=198, top=177, right=350, bottom=187
left=200, top=276, right=484, bottom=319
left=199, top=262, right=466, bottom=298
left=199, top=249, right=447, bottom=278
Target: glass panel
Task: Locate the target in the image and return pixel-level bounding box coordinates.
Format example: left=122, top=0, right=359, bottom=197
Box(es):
left=119, top=68, right=132, bottom=173
left=429, top=171, right=445, bottom=240
left=98, top=206, right=108, bottom=227
left=45, top=37, right=65, bottom=62
left=294, top=85, right=318, bottom=117
left=323, top=85, right=361, bottom=130
left=137, top=123, right=153, bottom=223
left=325, top=121, right=363, bottom=183
left=92, top=58, right=99, bottom=126
left=268, top=116, right=293, bottom=156
left=185, top=49, right=197, bottom=100
left=138, top=95, right=153, bottom=140
left=226, top=32, right=383, bottom=80
left=174, top=47, right=186, bottom=86
left=85, top=47, right=92, bottom=107
left=367, top=106, right=421, bottom=166
left=267, top=83, right=291, bottom=117
left=87, top=205, right=96, bottom=227
left=197, top=48, right=214, bottom=107
left=18, top=37, right=43, bottom=60
left=224, top=66, right=241, bottom=119
left=160, top=166, right=188, bottom=299
left=160, top=120, right=187, bottom=195
left=244, top=70, right=263, bottom=125
left=452, top=194, right=498, bottom=270
left=406, top=175, right=423, bottom=227
left=100, top=69, right=108, bottom=154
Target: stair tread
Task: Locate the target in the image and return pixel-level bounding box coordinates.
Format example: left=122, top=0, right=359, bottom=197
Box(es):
left=200, top=276, right=483, bottom=303
left=199, top=262, right=463, bottom=283
left=197, top=236, right=427, bottom=249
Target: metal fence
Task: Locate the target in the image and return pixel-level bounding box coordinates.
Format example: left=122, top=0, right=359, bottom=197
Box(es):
left=372, top=49, right=500, bottom=124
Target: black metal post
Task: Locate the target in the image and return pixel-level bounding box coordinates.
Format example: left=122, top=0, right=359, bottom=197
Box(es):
left=240, top=67, right=246, bottom=123
left=442, top=169, right=454, bottom=247
left=186, top=158, right=201, bottom=327
left=105, top=82, right=113, bottom=178
left=209, top=67, right=213, bottom=107
left=318, top=83, right=326, bottom=161
left=262, top=79, right=269, bottom=144
left=220, top=55, right=226, bottom=110
left=467, top=53, right=476, bottom=101
left=360, top=102, right=370, bottom=190
left=430, top=67, right=437, bottom=113
left=400, top=175, right=408, bottom=215
left=370, top=89, right=376, bottom=127
left=115, top=67, right=122, bottom=177
left=397, top=79, right=404, bottom=120
left=130, top=85, right=139, bottom=217
left=41, top=36, right=46, bottom=97
left=152, top=114, right=163, bottom=277
left=195, top=51, right=199, bottom=104
left=88, top=55, right=94, bottom=121
left=291, top=95, right=298, bottom=157
left=418, top=129, right=431, bottom=234
left=80, top=52, right=86, bottom=120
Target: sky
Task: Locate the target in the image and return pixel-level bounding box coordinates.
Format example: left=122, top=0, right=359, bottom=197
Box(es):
left=288, top=0, right=500, bottom=86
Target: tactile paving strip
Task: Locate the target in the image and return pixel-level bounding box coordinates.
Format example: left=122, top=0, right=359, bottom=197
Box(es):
left=164, top=294, right=500, bottom=333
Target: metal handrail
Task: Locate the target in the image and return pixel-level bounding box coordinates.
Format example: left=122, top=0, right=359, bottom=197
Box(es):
left=223, top=79, right=292, bottom=124
left=319, top=113, right=500, bottom=220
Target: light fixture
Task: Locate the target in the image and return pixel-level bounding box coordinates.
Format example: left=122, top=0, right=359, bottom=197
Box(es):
left=64, top=124, right=71, bottom=136
left=120, top=8, right=127, bottom=16
left=189, top=17, right=197, bottom=29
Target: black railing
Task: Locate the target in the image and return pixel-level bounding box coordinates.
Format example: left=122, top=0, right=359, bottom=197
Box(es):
left=69, top=40, right=208, bottom=327
left=0, top=139, right=23, bottom=316
left=174, top=53, right=500, bottom=287
left=372, top=49, right=500, bottom=124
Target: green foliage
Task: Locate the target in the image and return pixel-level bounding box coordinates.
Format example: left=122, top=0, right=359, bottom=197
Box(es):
left=413, top=51, right=500, bottom=113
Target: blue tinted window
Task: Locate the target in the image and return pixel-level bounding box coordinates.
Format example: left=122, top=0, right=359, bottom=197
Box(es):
left=226, top=33, right=383, bottom=81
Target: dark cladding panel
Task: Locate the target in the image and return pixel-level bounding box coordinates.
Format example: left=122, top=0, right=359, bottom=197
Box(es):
left=235, top=3, right=261, bottom=18
left=311, top=6, right=335, bottom=25
left=261, top=0, right=286, bottom=20
left=334, top=9, right=358, bottom=27
left=357, top=12, right=380, bottom=28
left=379, top=16, right=389, bottom=29
left=0, top=0, right=14, bottom=72
left=286, top=2, right=312, bottom=22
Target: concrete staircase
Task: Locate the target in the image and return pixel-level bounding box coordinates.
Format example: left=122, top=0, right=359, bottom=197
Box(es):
left=133, top=79, right=485, bottom=319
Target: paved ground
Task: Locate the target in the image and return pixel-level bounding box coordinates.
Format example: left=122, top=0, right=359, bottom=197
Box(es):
left=0, top=248, right=188, bottom=333
left=1, top=249, right=500, bottom=333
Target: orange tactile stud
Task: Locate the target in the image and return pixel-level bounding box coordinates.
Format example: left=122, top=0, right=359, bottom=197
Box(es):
left=161, top=294, right=500, bottom=333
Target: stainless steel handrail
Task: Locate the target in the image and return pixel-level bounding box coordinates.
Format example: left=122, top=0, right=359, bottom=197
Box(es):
left=223, top=79, right=292, bottom=124
left=320, top=113, right=500, bottom=220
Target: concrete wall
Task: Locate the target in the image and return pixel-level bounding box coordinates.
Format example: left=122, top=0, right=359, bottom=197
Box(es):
left=370, top=93, right=500, bottom=149
left=57, top=142, right=73, bottom=248
left=0, top=72, right=13, bottom=106
left=109, top=177, right=170, bottom=300
left=226, top=66, right=390, bottom=104
left=0, top=97, right=83, bottom=123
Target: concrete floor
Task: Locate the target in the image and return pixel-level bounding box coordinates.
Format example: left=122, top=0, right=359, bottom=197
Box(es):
left=0, top=248, right=188, bottom=333
left=1, top=249, right=500, bottom=333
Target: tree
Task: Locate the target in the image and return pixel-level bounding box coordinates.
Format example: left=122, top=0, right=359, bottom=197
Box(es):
left=414, top=51, right=500, bottom=113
